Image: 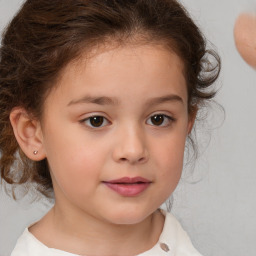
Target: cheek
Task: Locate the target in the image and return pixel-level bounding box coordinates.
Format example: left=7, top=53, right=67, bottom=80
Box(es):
left=42, top=127, right=108, bottom=196
left=158, top=144, right=184, bottom=184
left=48, top=149, right=106, bottom=204
left=145, top=133, right=186, bottom=209
left=152, top=129, right=187, bottom=187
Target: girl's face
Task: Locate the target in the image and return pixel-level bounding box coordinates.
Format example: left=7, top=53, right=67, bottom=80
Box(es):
left=40, top=44, right=193, bottom=225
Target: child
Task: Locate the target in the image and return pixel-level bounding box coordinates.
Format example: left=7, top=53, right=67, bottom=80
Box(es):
left=0, top=0, right=220, bottom=255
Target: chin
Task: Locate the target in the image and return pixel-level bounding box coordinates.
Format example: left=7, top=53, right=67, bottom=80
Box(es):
left=104, top=207, right=156, bottom=225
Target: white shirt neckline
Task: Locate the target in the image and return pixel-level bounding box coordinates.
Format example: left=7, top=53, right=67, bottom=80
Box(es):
left=11, top=210, right=202, bottom=256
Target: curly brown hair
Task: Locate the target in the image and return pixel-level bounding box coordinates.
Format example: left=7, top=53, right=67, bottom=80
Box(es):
left=0, top=0, right=220, bottom=198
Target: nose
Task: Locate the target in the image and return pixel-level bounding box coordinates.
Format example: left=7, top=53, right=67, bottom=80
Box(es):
left=112, top=125, right=149, bottom=165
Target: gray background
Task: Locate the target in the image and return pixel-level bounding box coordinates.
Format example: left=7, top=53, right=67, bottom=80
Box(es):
left=1, top=0, right=256, bottom=255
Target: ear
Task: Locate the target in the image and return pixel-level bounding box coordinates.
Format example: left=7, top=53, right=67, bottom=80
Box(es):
left=187, top=107, right=197, bottom=134
left=9, top=107, right=46, bottom=161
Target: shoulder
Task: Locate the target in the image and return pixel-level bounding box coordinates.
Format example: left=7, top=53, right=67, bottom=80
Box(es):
left=162, top=210, right=203, bottom=255
left=138, top=210, right=203, bottom=256
left=11, top=228, right=76, bottom=256
left=11, top=228, right=47, bottom=256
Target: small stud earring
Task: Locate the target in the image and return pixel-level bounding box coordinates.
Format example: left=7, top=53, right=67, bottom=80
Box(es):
left=33, top=150, right=38, bottom=155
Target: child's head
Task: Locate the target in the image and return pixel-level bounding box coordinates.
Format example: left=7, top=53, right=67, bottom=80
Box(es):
left=0, top=0, right=220, bottom=212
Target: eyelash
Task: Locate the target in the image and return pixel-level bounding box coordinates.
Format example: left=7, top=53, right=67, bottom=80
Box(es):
left=80, top=114, right=175, bottom=129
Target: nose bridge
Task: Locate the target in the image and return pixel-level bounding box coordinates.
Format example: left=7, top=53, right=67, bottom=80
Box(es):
left=112, top=122, right=148, bottom=164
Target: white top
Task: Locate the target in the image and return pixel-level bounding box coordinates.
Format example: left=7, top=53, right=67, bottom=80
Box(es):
left=11, top=210, right=202, bottom=256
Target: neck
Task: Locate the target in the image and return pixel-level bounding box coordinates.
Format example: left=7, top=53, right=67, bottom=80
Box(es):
left=30, top=201, right=165, bottom=256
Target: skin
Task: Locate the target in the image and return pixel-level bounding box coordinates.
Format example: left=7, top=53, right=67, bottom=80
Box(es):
left=234, top=13, right=256, bottom=69
left=10, top=44, right=194, bottom=256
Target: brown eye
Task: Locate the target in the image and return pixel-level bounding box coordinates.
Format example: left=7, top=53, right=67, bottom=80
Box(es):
left=151, top=115, right=164, bottom=126
left=81, top=116, right=109, bottom=128
left=89, top=116, right=104, bottom=127
left=147, top=114, right=173, bottom=127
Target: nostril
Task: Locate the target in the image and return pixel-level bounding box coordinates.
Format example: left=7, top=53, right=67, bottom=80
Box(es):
left=118, top=156, right=146, bottom=164
left=138, top=157, right=145, bottom=162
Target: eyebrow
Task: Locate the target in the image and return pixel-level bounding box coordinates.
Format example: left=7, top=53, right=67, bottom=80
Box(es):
left=67, top=94, right=184, bottom=107
left=67, top=96, right=119, bottom=106
left=145, top=94, right=184, bottom=106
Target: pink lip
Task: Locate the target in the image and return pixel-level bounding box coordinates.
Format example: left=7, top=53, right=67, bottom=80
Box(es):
left=103, top=177, right=151, bottom=197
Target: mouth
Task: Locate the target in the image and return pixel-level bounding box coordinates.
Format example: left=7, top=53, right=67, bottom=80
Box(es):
left=103, top=177, right=152, bottom=197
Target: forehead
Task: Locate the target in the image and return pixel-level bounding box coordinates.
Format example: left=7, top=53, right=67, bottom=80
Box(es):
left=46, top=44, right=187, bottom=107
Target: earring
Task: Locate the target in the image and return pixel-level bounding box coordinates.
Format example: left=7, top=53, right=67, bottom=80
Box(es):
left=33, top=150, right=38, bottom=155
